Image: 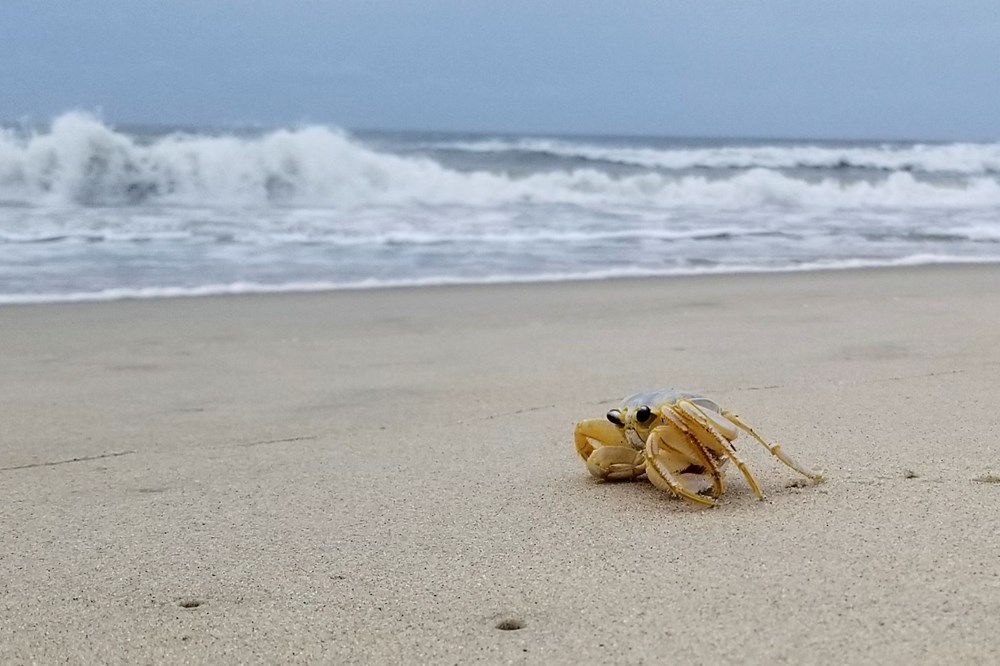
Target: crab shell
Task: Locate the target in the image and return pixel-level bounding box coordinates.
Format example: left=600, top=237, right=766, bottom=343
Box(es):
left=616, top=390, right=738, bottom=446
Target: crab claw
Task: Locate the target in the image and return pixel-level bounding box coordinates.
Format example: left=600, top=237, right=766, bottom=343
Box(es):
left=574, top=418, right=630, bottom=460
left=574, top=419, right=645, bottom=481
left=585, top=446, right=646, bottom=481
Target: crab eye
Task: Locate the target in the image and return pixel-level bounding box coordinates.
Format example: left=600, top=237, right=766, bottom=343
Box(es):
left=635, top=405, right=653, bottom=423
left=606, top=409, right=624, bottom=426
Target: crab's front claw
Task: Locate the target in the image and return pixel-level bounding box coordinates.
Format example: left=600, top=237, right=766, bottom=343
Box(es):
left=574, top=419, right=644, bottom=481
left=585, top=446, right=646, bottom=481
left=574, top=418, right=629, bottom=460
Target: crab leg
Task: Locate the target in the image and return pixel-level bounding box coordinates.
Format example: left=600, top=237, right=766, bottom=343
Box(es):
left=645, top=427, right=717, bottom=507
left=720, top=410, right=824, bottom=481
left=657, top=409, right=726, bottom=498
left=676, top=401, right=765, bottom=500
left=713, top=440, right=763, bottom=499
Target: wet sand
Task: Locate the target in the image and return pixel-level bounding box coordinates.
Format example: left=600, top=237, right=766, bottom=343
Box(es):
left=2, top=265, right=999, bottom=664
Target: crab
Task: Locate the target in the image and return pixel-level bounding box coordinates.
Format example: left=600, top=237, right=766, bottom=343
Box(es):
left=574, top=390, right=823, bottom=506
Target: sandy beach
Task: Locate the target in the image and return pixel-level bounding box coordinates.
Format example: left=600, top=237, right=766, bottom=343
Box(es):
left=2, top=264, right=999, bottom=664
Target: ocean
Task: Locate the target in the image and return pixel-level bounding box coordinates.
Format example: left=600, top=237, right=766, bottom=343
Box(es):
left=2, top=112, right=999, bottom=304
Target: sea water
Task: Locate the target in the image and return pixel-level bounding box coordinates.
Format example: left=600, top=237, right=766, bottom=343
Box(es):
left=1, top=112, right=999, bottom=303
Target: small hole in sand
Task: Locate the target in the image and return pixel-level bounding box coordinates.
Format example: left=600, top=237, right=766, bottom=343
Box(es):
left=496, top=619, right=524, bottom=631
left=903, top=470, right=919, bottom=479
left=179, top=600, right=202, bottom=609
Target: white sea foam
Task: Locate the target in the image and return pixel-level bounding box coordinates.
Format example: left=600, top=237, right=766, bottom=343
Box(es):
left=2, top=254, right=997, bottom=306
left=3, top=113, right=999, bottom=303
left=2, top=113, right=1000, bottom=208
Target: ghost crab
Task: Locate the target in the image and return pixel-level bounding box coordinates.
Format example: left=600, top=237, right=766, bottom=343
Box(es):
left=574, top=390, right=823, bottom=506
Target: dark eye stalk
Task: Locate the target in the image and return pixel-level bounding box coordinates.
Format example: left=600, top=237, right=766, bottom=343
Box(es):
left=636, top=405, right=653, bottom=423
left=606, top=409, right=624, bottom=426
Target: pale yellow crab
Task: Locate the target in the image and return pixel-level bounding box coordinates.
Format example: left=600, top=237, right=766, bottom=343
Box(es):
left=574, top=390, right=823, bottom=506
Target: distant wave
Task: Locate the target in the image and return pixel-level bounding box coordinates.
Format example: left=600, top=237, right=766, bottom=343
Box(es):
left=2, top=113, right=1000, bottom=208
left=3, top=254, right=998, bottom=305
left=427, top=137, right=1000, bottom=174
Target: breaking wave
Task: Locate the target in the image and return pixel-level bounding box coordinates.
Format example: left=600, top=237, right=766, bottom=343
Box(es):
left=2, top=113, right=1000, bottom=208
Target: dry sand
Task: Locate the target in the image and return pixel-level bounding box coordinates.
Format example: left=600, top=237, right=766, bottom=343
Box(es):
left=2, top=265, right=999, bottom=664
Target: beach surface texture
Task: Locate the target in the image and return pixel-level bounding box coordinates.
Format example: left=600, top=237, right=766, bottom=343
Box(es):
left=2, top=264, right=999, bottom=664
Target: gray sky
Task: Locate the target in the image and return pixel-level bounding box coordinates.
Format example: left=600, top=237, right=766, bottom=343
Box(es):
left=2, top=1, right=998, bottom=140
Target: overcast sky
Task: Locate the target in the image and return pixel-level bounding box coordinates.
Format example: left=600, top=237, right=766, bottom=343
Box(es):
left=2, top=1, right=998, bottom=140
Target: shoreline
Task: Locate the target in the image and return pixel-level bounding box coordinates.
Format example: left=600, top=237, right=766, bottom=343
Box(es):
left=3, top=257, right=1000, bottom=307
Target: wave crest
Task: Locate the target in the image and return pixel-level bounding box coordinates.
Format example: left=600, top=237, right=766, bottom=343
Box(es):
left=2, top=113, right=999, bottom=208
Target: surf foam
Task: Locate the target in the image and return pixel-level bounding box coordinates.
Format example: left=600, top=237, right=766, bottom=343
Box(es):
left=2, top=113, right=999, bottom=208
